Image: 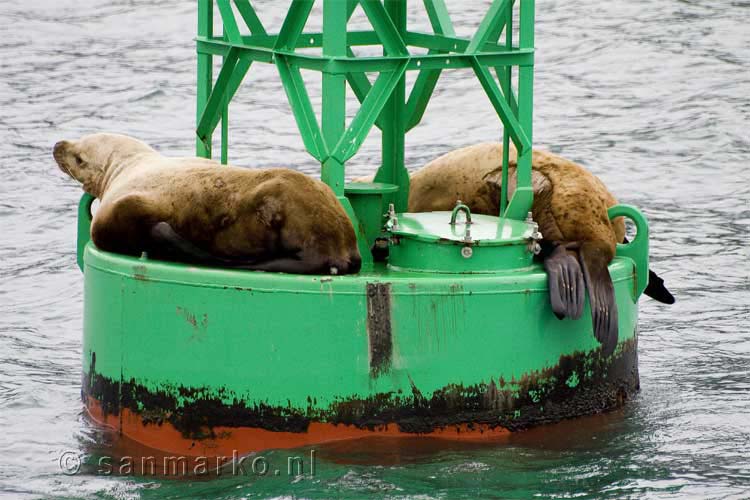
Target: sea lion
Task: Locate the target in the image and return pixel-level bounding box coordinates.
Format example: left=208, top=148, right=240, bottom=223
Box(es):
left=54, top=133, right=361, bottom=275
left=359, top=143, right=673, bottom=355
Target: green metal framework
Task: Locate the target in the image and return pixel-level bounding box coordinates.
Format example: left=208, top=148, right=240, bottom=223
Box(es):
left=196, top=0, right=535, bottom=259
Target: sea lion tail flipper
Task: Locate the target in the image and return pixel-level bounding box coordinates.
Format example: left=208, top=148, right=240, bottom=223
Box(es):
left=242, top=257, right=323, bottom=274
left=645, top=269, right=675, bottom=304
left=622, top=237, right=675, bottom=304
left=149, top=222, right=215, bottom=262
left=543, top=244, right=585, bottom=321
left=244, top=250, right=360, bottom=275
left=578, top=241, right=618, bottom=357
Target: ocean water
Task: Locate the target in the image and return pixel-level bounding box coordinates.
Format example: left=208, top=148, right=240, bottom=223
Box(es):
left=1, top=1, right=748, bottom=498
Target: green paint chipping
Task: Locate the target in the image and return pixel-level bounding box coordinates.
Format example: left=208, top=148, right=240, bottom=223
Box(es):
left=84, top=335, right=640, bottom=437
left=529, top=390, right=540, bottom=403
left=566, top=372, right=580, bottom=388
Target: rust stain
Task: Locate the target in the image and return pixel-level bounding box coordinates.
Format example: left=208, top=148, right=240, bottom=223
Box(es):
left=175, top=307, right=208, bottom=341
left=83, top=336, right=639, bottom=440
left=133, top=265, right=148, bottom=281
left=366, top=282, right=393, bottom=378
left=176, top=307, right=198, bottom=328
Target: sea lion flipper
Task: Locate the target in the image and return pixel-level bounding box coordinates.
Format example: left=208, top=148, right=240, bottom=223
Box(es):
left=544, top=245, right=585, bottom=320
left=243, top=255, right=350, bottom=275
left=149, top=222, right=215, bottom=262
left=578, top=242, right=618, bottom=357
left=243, top=258, right=325, bottom=274
left=644, top=269, right=675, bottom=304
left=622, top=237, right=675, bottom=304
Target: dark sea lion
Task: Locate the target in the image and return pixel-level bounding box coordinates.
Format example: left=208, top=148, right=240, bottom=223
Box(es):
left=54, top=133, right=361, bottom=275
left=362, top=142, right=673, bottom=355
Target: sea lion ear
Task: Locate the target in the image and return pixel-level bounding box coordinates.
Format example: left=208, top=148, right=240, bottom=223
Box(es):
left=482, top=166, right=504, bottom=189
left=481, top=167, right=504, bottom=205
left=71, top=151, right=84, bottom=169
left=531, top=170, right=552, bottom=196
left=64, top=141, right=84, bottom=168
left=483, top=166, right=521, bottom=201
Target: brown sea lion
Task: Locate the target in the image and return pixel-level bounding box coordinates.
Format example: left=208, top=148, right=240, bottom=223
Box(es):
left=360, top=142, right=673, bottom=355
left=54, top=133, right=361, bottom=275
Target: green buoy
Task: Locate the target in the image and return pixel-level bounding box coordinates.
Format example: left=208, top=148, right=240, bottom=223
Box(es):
left=78, top=0, right=649, bottom=458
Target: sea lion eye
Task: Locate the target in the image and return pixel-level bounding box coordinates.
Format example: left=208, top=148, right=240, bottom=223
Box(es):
left=73, top=152, right=85, bottom=168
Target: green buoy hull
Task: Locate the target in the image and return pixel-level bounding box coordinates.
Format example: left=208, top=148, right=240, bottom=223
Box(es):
left=82, top=241, right=640, bottom=453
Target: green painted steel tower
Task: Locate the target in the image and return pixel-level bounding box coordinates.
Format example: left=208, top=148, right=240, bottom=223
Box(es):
left=194, top=0, right=537, bottom=264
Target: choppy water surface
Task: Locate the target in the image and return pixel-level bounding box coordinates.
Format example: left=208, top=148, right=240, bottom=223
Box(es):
left=1, top=1, right=748, bottom=498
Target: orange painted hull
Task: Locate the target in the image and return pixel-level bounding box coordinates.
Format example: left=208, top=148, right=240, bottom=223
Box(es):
left=85, top=397, right=511, bottom=459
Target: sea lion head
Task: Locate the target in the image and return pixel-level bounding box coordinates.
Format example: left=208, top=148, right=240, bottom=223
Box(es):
left=53, top=133, right=154, bottom=196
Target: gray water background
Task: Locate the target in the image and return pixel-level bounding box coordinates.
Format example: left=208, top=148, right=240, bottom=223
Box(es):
left=1, top=0, right=749, bottom=498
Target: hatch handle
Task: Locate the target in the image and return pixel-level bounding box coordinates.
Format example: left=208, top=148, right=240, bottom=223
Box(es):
left=450, top=201, right=473, bottom=226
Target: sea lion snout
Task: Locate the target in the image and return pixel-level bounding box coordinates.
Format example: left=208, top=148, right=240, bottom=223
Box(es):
left=53, top=140, right=66, bottom=156
left=327, top=253, right=361, bottom=275
left=53, top=140, right=77, bottom=177
left=53, top=140, right=68, bottom=163
left=344, top=253, right=362, bottom=274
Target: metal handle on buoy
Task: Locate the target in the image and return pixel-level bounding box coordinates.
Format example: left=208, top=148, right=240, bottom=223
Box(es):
left=450, top=201, right=472, bottom=226
left=450, top=201, right=474, bottom=252
left=77, top=193, right=96, bottom=272
left=608, top=204, right=650, bottom=299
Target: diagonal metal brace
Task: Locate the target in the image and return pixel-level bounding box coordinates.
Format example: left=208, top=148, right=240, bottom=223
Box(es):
left=405, top=53, right=442, bottom=132
left=196, top=49, right=254, bottom=147
left=405, top=0, right=454, bottom=131
left=332, top=61, right=408, bottom=163
left=423, top=0, right=455, bottom=36
left=275, top=54, right=328, bottom=161
left=466, top=0, right=511, bottom=54
left=345, top=47, right=391, bottom=131
left=275, top=0, right=314, bottom=51
left=216, top=0, right=243, bottom=44
left=471, top=57, right=530, bottom=154
left=196, top=48, right=238, bottom=146
left=233, top=0, right=267, bottom=36
left=359, top=0, right=408, bottom=56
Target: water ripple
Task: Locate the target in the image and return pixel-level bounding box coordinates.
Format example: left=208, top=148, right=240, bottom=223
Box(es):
left=1, top=0, right=748, bottom=498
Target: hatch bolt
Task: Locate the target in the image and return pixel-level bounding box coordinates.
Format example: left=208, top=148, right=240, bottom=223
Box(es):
left=385, top=203, right=399, bottom=230
left=525, top=212, right=543, bottom=255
